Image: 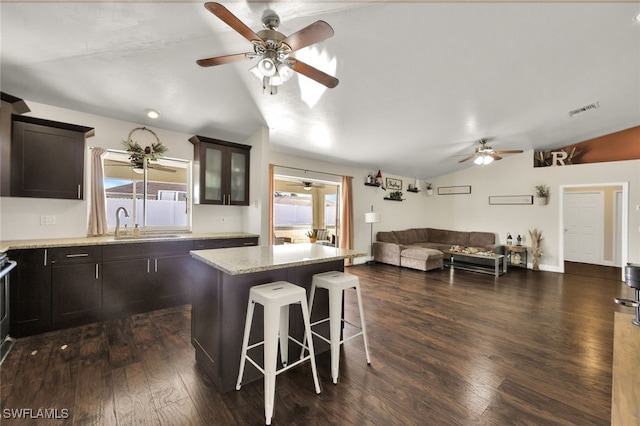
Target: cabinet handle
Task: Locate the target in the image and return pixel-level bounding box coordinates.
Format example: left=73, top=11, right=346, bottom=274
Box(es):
left=243, top=242, right=254, bottom=246
left=185, top=196, right=188, bottom=214
left=77, top=184, right=81, bottom=199
left=95, top=263, right=99, bottom=279
left=44, top=249, right=48, bottom=266
left=66, top=253, right=89, bottom=258
left=154, top=258, right=158, bottom=273
left=147, top=259, right=150, bottom=273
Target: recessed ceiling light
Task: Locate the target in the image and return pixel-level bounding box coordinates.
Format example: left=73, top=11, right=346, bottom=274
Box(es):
left=146, top=109, right=160, bottom=119
left=635, top=13, right=640, bottom=22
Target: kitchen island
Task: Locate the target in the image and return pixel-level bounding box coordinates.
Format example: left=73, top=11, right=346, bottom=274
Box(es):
left=189, top=243, right=364, bottom=393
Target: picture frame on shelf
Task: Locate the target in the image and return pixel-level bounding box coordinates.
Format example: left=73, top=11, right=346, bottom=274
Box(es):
left=385, top=177, right=402, bottom=190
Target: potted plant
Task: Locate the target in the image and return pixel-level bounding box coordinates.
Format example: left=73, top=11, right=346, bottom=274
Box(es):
left=535, top=184, right=550, bottom=205
left=425, top=183, right=433, bottom=196
left=305, top=229, right=318, bottom=243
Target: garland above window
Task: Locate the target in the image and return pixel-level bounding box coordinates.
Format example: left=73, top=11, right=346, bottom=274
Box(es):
left=122, top=126, right=167, bottom=167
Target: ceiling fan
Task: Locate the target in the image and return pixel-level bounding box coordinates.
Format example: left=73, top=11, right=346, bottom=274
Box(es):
left=197, top=2, right=339, bottom=94
left=286, top=181, right=325, bottom=191
left=106, top=159, right=177, bottom=173
left=458, top=139, right=524, bottom=165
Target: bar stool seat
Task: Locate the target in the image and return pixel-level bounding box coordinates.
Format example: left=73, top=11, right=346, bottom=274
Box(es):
left=236, top=281, right=321, bottom=425
left=306, top=271, right=371, bottom=384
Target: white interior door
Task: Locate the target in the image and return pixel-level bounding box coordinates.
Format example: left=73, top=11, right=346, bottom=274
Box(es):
left=564, top=192, right=604, bottom=264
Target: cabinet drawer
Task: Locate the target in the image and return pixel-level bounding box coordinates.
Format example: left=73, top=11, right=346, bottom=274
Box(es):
left=193, top=237, right=258, bottom=250
left=103, top=240, right=193, bottom=261
left=50, top=245, right=102, bottom=265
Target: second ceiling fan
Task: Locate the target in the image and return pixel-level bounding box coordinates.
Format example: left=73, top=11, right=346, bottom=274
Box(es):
left=459, top=139, right=523, bottom=165
left=197, top=2, right=339, bottom=94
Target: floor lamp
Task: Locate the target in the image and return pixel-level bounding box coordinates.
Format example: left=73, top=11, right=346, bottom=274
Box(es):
left=364, top=207, right=381, bottom=265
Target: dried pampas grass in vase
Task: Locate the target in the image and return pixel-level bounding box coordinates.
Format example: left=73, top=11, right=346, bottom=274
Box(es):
left=528, top=228, right=543, bottom=271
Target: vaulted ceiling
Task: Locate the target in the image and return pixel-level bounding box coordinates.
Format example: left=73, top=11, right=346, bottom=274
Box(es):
left=2, top=1, right=639, bottom=179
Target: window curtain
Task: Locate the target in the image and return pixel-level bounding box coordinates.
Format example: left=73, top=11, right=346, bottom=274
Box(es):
left=88, top=147, right=108, bottom=236
left=340, top=175, right=354, bottom=266
left=268, top=163, right=275, bottom=245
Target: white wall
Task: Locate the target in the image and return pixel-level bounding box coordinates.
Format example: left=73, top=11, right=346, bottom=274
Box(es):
left=3, top=100, right=638, bottom=272
left=0, top=101, right=253, bottom=240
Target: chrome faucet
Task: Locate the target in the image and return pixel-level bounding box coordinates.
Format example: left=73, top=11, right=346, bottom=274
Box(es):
left=115, top=207, right=130, bottom=238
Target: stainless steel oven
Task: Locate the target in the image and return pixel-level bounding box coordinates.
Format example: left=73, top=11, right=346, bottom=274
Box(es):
left=0, top=252, right=17, bottom=364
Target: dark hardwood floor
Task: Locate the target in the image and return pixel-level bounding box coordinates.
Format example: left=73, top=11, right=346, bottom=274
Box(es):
left=1, top=264, right=633, bottom=425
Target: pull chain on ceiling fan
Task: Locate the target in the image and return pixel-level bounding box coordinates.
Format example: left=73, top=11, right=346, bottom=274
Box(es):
left=197, top=2, right=339, bottom=94
left=458, top=138, right=523, bottom=165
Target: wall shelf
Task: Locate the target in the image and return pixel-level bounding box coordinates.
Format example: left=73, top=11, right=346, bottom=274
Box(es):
left=364, top=182, right=381, bottom=187
left=383, top=197, right=403, bottom=202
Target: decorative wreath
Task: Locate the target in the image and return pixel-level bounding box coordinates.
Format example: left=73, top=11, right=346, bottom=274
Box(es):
left=122, top=127, right=167, bottom=167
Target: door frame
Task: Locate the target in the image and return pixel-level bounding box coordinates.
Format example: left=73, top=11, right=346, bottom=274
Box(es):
left=559, top=182, right=629, bottom=281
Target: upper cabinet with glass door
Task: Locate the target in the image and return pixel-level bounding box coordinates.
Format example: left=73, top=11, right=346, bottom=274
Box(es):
left=190, top=135, right=251, bottom=206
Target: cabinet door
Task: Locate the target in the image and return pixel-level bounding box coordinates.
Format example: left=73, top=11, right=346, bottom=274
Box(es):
left=8, top=249, right=51, bottom=337
left=228, top=147, right=249, bottom=205
left=152, top=255, right=191, bottom=310
left=102, top=258, right=150, bottom=316
left=11, top=118, right=89, bottom=200
left=202, top=143, right=224, bottom=204
left=51, top=263, right=102, bottom=326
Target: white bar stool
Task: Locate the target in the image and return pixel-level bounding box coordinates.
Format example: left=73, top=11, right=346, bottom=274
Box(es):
left=236, top=281, right=321, bottom=425
left=305, top=271, right=371, bottom=384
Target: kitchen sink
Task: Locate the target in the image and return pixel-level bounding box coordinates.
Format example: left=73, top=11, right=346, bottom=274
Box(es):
left=114, top=234, right=183, bottom=240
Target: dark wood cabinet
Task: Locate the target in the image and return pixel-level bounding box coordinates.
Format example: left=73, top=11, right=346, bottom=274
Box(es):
left=8, top=249, right=51, bottom=337
left=102, top=240, right=193, bottom=316
left=190, top=135, right=251, bottom=206
left=102, top=258, right=149, bottom=315
left=11, top=115, right=94, bottom=200
left=50, top=246, right=103, bottom=327
left=9, top=236, right=259, bottom=336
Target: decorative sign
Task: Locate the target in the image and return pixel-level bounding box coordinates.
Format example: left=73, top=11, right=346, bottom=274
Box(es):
left=489, top=195, right=533, bottom=205
left=438, top=185, right=471, bottom=195
left=534, top=125, right=640, bottom=167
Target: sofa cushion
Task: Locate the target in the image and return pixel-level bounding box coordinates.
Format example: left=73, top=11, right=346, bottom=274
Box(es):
left=376, top=231, right=399, bottom=244
left=394, top=229, right=419, bottom=245
left=401, top=247, right=442, bottom=261
left=468, top=231, right=495, bottom=247
left=413, top=228, right=430, bottom=242
left=446, top=230, right=470, bottom=246
left=427, top=228, right=450, bottom=244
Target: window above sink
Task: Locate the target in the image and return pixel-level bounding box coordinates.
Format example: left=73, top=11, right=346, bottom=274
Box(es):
left=103, top=149, right=192, bottom=234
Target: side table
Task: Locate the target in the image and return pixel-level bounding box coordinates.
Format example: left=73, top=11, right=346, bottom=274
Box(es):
left=504, top=245, right=528, bottom=269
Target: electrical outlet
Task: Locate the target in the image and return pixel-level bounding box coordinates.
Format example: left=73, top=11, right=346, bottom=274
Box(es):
left=221, top=217, right=229, bottom=223
left=40, top=215, right=56, bottom=225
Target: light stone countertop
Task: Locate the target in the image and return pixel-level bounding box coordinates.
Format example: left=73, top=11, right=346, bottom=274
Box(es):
left=190, top=243, right=365, bottom=275
left=0, top=232, right=259, bottom=253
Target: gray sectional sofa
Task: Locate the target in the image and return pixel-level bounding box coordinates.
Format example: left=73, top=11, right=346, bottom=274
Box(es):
left=372, top=227, right=497, bottom=271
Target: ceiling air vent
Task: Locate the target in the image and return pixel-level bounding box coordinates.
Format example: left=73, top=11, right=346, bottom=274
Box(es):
left=568, top=102, right=600, bottom=117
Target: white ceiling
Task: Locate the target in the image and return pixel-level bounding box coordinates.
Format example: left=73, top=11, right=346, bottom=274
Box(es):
left=2, top=1, right=639, bottom=179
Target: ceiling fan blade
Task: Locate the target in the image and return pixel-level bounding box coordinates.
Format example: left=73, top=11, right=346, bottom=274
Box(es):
left=197, top=53, right=250, bottom=67
left=458, top=154, right=477, bottom=163
left=292, top=59, right=339, bottom=88
left=204, top=2, right=262, bottom=44
left=489, top=153, right=503, bottom=161
left=494, top=150, right=524, bottom=155
left=281, top=20, right=334, bottom=52
left=148, top=164, right=177, bottom=173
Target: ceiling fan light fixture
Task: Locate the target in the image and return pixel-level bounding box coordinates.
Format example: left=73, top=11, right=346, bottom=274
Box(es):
left=303, top=185, right=312, bottom=191
left=474, top=155, right=493, bottom=165
left=257, top=57, right=276, bottom=76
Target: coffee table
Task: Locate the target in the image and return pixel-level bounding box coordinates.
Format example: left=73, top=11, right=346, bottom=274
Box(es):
left=443, top=250, right=506, bottom=277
